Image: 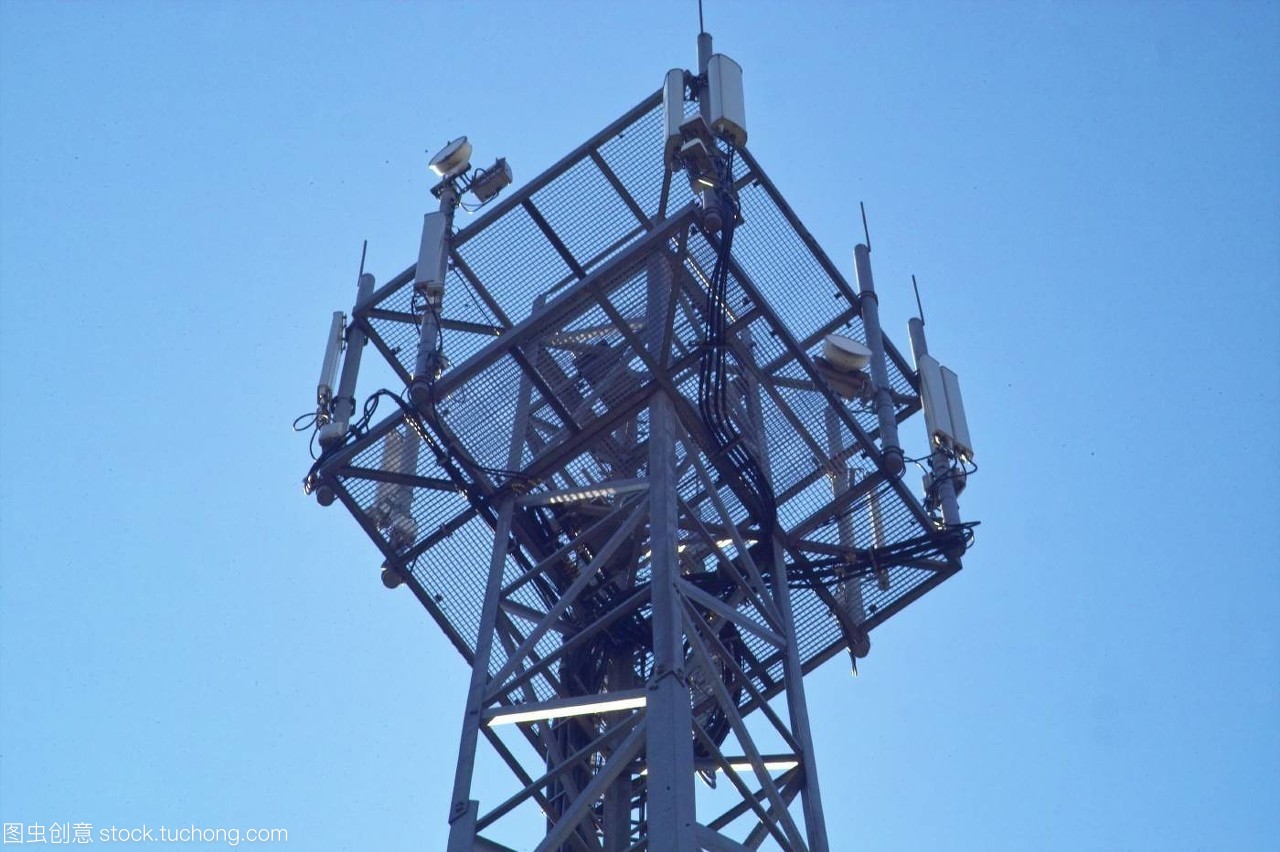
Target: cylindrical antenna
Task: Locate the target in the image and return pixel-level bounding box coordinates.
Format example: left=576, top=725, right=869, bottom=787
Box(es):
left=695, top=0, right=712, bottom=126
left=908, top=316, right=928, bottom=361
left=696, top=30, right=713, bottom=123
left=854, top=244, right=904, bottom=477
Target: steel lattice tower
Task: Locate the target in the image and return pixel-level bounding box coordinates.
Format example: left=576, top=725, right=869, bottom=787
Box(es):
left=303, top=33, right=975, bottom=851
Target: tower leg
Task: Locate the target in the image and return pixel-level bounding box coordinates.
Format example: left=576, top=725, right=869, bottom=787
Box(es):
left=446, top=362, right=535, bottom=852
left=430, top=220, right=835, bottom=849
left=643, top=390, right=699, bottom=851
left=643, top=249, right=699, bottom=850
left=773, top=539, right=830, bottom=852
left=742, top=328, right=831, bottom=852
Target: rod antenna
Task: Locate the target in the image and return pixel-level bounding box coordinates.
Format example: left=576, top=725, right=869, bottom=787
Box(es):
left=912, top=274, right=925, bottom=324
left=358, top=239, right=368, bottom=280
left=860, top=201, right=871, bottom=251
left=698, top=0, right=705, bottom=33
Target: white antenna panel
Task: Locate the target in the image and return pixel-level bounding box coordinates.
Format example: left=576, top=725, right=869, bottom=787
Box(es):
left=317, top=311, right=345, bottom=408
left=662, top=69, right=685, bottom=168
left=916, top=352, right=953, bottom=451
left=415, top=211, right=449, bottom=301
left=374, top=426, right=419, bottom=550
left=941, top=366, right=973, bottom=461
left=707, top=54, right=747, bottom=148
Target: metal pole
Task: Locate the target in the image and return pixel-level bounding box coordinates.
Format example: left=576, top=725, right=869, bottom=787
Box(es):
left=334, top=273, right=374, bottom=425
left=824, top=407, right=868, bottom=656
left=854, top=244, right=905, bottom=477
left=445, top=510, right=514, bottom=851
left=908, top=316, right=929, bottom=365
left=411, top=185, right=459, bottom=411
left=601, top=655, right=636, bottom=851
left=697, top=32, right=713, bottom=122
left=771, top=537, right=830, bottom=851
left=742, top=322, right=831, bottom=851
left=643, top=253, right=698, bottom=852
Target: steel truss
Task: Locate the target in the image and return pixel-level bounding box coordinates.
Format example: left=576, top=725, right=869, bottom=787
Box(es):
left=307, top=90, right=966, bottom=849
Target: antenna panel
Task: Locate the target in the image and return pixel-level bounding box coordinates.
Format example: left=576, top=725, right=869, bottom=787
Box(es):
left=415, top=212, right=449, bottom=299
left=707, top=54, right=747, bottom=147
left=662, top=68, right=685, bottom=167
left=941, top=365, right=973, bottom=460
left=917, top=352, right=954, bottom=451
left=317, top=311, right=344, bottom=408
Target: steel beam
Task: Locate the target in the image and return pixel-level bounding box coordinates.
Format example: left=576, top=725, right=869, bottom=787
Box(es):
left=641, top=252, right=698, bottom=851
left=446, top=341, right=537, bottom=852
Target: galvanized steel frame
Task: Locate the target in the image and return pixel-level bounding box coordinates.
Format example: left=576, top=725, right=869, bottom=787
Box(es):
left=308, top=89, right=965, bottom=849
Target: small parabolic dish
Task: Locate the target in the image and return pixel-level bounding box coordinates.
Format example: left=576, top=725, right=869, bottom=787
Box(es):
left=823, top=334, right=872, bottom=372
left=430, top=137, right=473, bottom=179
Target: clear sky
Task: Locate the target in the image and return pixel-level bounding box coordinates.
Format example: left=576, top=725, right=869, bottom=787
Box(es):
left=2, top=1, right=1277, bottom=850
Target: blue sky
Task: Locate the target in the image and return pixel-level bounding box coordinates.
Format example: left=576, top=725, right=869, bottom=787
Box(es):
left=1, top=2, right=1277, bottom=850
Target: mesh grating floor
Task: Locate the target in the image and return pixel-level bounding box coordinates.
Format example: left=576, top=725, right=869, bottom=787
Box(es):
left=318, top=89, right=958, bottom=707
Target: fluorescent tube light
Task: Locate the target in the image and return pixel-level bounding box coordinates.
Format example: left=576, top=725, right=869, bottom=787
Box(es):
left=518, top=479, right=650, bottom=507
left=724, top=758, right=799, bottom=773
left=485, top=691, right=647, bottom=727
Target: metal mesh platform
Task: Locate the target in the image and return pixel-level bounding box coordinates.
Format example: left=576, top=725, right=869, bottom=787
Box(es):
left=314, top=90, right=959, bottom=711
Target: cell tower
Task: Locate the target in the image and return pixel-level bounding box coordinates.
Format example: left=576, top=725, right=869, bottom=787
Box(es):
left=302, top=27, right=976, bottom=852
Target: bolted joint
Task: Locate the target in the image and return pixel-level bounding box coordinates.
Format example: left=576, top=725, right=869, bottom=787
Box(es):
left=380, top=564, right=404, bottom=589
left=305, top=474, right=337, bottom=506
left=881, top=445, right=905, bottom=477
left=408, top=378, right=437, bottom=413
left=646, top=664, right=688, bottom=689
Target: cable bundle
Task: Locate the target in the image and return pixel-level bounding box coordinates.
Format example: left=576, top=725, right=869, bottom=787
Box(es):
left=793, top=522, right=978, bottom=590
left=694, top=152, right=779, bottom=553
